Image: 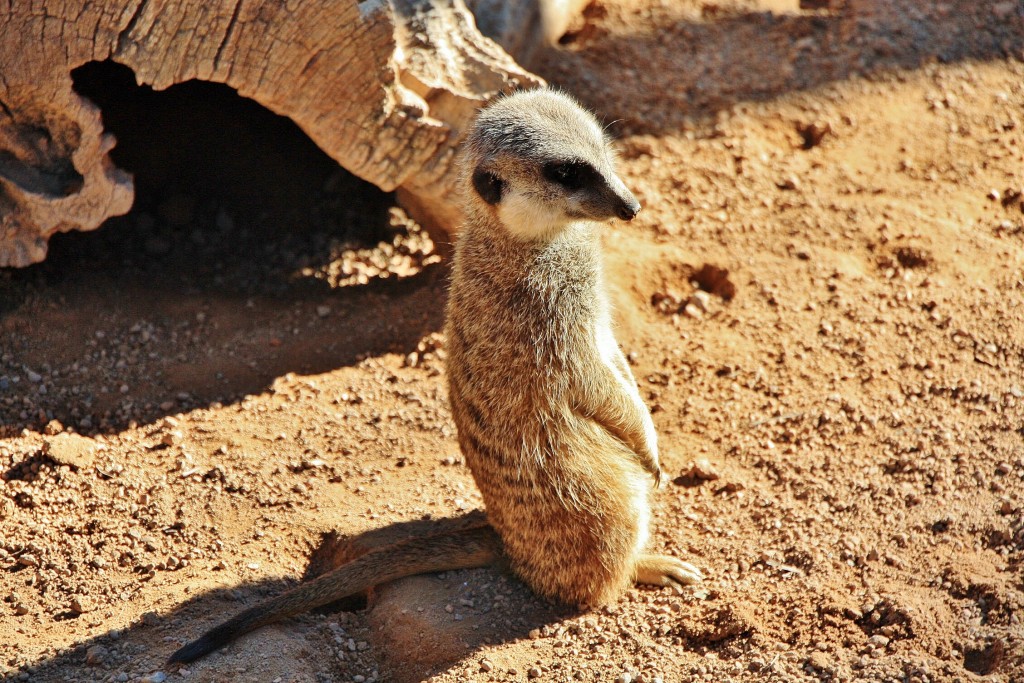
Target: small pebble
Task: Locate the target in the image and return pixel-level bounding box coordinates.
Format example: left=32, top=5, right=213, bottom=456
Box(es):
left=70, top=596, right=89, bottom=614
left=685, top=458, right=720, bottom=481
left=85, top=645, right=109, bottom=665
left=45, top=433, right=98, bottom=469
left=682, top=302, right=703, bottom=319
left=691, top=290, right=713, bottom=312
left=140, top=672, right=167, bottom=683
left=808, top=651, right=831, bottom=671
left=161, top=430, right=183, bottom=446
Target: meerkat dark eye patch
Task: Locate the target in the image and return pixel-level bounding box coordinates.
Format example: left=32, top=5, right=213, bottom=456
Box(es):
left=472, top=168, right=504, bottom=205
left=542, top=160, right=596, bottom=191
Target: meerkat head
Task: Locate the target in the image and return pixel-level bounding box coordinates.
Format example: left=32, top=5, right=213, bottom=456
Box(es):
left=463, top=89, right=641, bottom=241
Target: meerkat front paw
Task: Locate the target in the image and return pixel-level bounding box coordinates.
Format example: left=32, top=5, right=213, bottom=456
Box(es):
left=634, top=554, right=704, bottom=590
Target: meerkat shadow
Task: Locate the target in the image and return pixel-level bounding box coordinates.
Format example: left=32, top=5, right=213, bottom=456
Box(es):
left=302, top=511, right=579, bottom=681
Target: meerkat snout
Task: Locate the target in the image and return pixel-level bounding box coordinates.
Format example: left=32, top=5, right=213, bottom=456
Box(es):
left=538, top=157, right=640, bottom=222
left=609, top=182, right=641, bottom=221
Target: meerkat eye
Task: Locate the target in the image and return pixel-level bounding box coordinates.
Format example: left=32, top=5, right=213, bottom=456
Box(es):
left=543, top=161, right=591, bottom=191
left=472, top=168, right=505, bottom=205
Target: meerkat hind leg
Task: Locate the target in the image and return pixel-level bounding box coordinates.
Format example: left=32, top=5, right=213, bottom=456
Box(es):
left=634, top=554, right=704, bottom=590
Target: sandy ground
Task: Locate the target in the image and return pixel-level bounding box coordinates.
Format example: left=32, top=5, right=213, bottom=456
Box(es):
left=2, top=1, right=1024, bottom=682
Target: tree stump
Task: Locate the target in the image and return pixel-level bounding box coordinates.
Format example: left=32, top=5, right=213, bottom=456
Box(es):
left=0, top=0, right=549, bottom=267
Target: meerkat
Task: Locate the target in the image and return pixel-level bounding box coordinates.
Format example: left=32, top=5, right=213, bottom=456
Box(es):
left=167, top=89, right=701, bottom=666
left=447, top=88, right=703, bottom=605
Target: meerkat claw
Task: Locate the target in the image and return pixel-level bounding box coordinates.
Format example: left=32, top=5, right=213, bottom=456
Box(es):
left=666, top=559, right=704, bottom=587
left=635, top=554, right=704, bottom=591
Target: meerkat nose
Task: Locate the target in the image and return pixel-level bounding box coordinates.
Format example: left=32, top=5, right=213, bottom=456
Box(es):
left=616, top=196, right=641, bottom=221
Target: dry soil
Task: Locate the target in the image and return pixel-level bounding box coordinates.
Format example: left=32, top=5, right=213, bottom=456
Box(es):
left=2, top=1, right=1023, bottom=682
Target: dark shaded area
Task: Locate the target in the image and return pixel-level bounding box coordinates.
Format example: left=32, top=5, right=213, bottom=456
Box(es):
left=46, top=60, right=393, bottom=290
left=796, top=120, right=831, bottom=149
left=168, top=515, right=500, bottom=665
left=964, top=638, right=1005, bottom=676
left=692, top=263, right=737, bottom=301
left=71, top=60, right=380, bottom=229
left=14, top=515, right=567, bottom=682
left=0, top=61, right=443, bottom=436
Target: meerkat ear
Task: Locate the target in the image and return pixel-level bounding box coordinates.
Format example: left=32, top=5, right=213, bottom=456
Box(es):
left=472, top=167, right=504, bottom=205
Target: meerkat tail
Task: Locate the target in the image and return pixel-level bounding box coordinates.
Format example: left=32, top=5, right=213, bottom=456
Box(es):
left=167, top=524, right=502, bottom=665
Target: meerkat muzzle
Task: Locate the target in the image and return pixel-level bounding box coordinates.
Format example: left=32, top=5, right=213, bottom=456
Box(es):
left=616, top=195, right=641, bottom=221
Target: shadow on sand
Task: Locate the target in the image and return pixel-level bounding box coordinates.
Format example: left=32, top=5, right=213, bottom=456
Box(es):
left=0, top=61, right=450, bottom=437
left=19, top=514, right=571, bottom=682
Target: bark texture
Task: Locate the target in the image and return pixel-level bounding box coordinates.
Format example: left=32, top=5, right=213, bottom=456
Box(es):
left=0, top=0, right=543, bottom=267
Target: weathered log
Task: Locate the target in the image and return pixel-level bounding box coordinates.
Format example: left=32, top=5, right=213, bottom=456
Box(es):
left=0, top=0, right=545, bottom=267
left=468, top=0, right=590, bottom=65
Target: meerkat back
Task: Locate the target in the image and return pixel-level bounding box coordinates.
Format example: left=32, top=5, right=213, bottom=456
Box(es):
left=446, top=89, right=702, bottom=607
